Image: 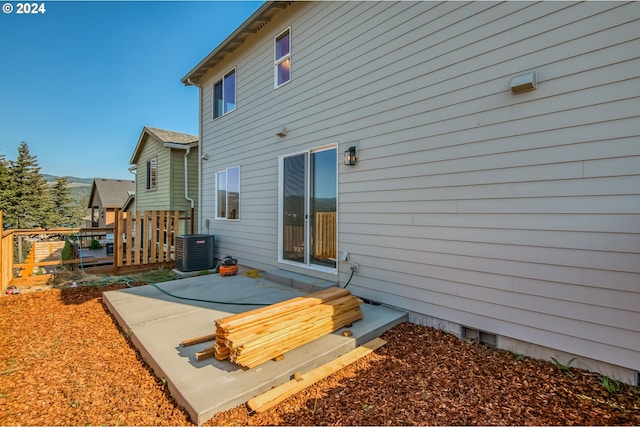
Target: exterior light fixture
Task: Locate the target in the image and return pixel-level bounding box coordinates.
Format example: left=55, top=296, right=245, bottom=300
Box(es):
left=510, top=71, right=537, bottom=94
left=344, top=146, right=357, bottom=166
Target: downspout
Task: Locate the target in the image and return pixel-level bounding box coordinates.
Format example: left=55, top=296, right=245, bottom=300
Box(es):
left=183, top=146, right=195, bottom=209
left=198, top=83, right=203, bottom=235
left=128, top=165, right=137, bottom=213
left=163, top=142, right=197, bottom=210
left=189, top=77, right=204, bottom=235
left=184, top=77, right=202, bottom=234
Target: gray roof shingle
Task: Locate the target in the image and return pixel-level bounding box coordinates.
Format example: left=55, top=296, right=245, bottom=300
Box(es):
left=89, top=178, right=135, bottom=208
left=130, top=126, right=198, bottom=165
left=145, top=127, right=198, bottom=145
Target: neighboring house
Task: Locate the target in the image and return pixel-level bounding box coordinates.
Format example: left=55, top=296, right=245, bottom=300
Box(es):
left=122, top=192, right=135, bottom=215
left=88, top=178, right=135, bottom=228
left=181, top=1, right=640, bottom=384
left=81, top=214, right=92, bottom=229
left=129, top=126, right=199, bottom=235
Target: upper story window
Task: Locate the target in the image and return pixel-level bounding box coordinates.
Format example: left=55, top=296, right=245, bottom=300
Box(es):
left=275, top=28, right=291, bottom=88
left=213, top=68, right=236, bottom=118
left=216, top=166, right=240, bottom=220
left=146, top=158, right=157, bottom=190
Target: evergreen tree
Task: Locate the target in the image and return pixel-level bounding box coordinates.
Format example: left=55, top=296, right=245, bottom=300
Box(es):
left=75, top=191, right=90, bottom=227
left=0, top=153, right=11, bottom=221
left=6, top=142, right=54, bottom=228
left=49, top=177, right=88, bottom=227
left=50, top=177, right=76, bottom=227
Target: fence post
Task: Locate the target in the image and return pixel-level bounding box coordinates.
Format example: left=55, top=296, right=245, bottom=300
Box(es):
left=0, top=210, right=2, bottom=292
left=141, top=211, right=148, bottom=265
left=150, top=211, right=157, bottom=263
left=0, top=212, right=15, bottom=293
left=125, top=210, right=132, bottom=266
left=0, top=211, right=5, bottom=293
left=159, top=211, right=166, bottom=262
left=133, top=211, right=141, bottom=266
left=17, top=235, right=22, bottom=264
left=172, top=211, right=179, bottom=261
left=114, top=208, right=121, bottom=273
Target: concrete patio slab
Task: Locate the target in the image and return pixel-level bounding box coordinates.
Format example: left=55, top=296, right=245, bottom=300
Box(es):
left=102, top=271, right=407, bottom=425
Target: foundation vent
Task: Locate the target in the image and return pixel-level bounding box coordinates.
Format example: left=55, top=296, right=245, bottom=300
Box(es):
left=462, top=327, right=497, bottom=347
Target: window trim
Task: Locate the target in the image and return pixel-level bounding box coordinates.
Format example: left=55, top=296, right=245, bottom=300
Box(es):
left=215, top=166, right=240, bottom=221
left=274, top=28, right=291, bottom=88
left=213, top=68, right=236, bottom=119
left=146, top=157, right=157, bottom=191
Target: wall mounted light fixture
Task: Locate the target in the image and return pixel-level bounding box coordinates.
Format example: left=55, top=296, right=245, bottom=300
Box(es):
left=510, top=71, right=537, bottom=94
left=344, top=146, right=357, bottom=166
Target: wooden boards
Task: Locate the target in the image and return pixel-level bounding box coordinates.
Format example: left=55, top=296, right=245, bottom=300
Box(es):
left=181, top=333, right=216, bottom=347
left=213, top=287, right=363, bottom=369
left=247, top=337, right=387, bottom=413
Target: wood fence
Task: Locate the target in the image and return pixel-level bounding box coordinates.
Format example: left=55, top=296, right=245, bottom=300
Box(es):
left=113, top=209, right=188, bottom=269
left=0, top=211, right=13, bottom=292
left=314, top=212, right=336, bottom=259
left=0, top=209, right=192, bottom=293
left=283, top=212, right=336, bottom=261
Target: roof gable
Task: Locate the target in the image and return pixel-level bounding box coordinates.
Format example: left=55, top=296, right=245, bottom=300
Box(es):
left=88, top=178, right=135, bottom=209
left=130, top=126, right=198, bottom=165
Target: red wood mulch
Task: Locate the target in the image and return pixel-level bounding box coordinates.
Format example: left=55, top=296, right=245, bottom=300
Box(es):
left=1, top=285, right=638, bottom=426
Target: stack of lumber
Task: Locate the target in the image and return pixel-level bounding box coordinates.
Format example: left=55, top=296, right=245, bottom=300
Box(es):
left=214, top=287, right=363, bottom=369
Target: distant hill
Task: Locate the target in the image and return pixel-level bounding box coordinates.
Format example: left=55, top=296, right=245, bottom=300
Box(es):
left=42, top=174, right=93, bottom=185
left=42, top=174, right=93, bottom=200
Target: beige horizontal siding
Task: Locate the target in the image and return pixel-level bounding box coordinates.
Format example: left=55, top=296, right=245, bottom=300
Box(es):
left=198, top=1, right=640, bottom=372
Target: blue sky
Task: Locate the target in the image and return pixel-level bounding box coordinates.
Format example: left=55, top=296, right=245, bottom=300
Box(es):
left=0, top=1, right=263, bottom=180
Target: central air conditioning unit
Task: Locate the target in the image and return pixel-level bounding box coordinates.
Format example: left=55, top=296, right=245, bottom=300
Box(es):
left=175, top=234, right=215, bottom=272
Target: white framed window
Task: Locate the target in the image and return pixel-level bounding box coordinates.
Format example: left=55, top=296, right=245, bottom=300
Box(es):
left=146, top=157, right=157, bottom=190
left=216, top=166, right=240, bottom=220
left=213, top=68, right=236, bottom=118
left=274, top=28, right=291, bottom=88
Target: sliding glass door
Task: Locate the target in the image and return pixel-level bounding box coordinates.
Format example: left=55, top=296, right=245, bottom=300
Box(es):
left=280, top=146, right=337, bottom=269
left=282, top=152, right=306, bottom=264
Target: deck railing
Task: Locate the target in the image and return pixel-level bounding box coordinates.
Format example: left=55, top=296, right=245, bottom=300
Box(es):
left=114, top=209, right=186, bottom=268
left=1, top=211, right=13, bottom=292
left=0, top=209, right=192, bottom=293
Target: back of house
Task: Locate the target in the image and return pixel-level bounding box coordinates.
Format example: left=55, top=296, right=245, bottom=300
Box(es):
left=183, top=1, right=640, bottom=384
